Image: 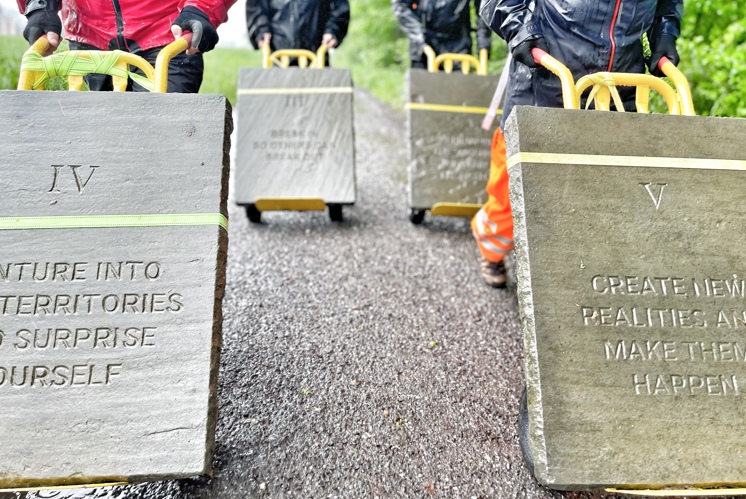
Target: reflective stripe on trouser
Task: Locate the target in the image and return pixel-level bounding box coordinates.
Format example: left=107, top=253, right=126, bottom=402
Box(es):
left=471, top=127, right=514, bottom=263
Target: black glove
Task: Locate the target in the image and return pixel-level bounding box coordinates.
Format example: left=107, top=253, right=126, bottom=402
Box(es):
left=172, top=6, right=219, bottom=53
left=23, top=0, right=62, bottom=45
left=648, top=34, right=679, bottom=77
left=512, top=36, right=549, bottom=69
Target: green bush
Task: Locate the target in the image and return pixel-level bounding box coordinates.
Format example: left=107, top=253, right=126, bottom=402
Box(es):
left=331, top=0, right=409, bottom=108
left=679, top=0, right=746, bottom=117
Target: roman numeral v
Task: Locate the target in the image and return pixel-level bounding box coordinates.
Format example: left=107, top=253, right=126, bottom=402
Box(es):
left=641, top=182, right=667, bottom=210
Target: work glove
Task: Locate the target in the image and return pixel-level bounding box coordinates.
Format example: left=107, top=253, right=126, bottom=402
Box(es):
left=257, top=32, right=271, bottom=49
left=512, top=36, right=549, bottom=69
left=648, top=34, right=679, bottom=77
left=171, top=6, right=219, bottom=55
left=408, top=34, right=425, bottom=62
left=322, top=33, right=338, bottom=49
left=22, top=0, right=62, bottom=50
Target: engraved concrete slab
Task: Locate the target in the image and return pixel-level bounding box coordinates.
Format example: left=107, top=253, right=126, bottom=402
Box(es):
left=506, top=105, right=746, bottom=490
left=234, top=68, right=355, bottom=205
left=406, top=69, right=499, bottom=210
left=0, top=91, right=231, bottom=488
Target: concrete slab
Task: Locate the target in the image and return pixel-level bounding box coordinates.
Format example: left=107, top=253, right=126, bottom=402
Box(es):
left=234, top=68, right=355, bottom=206
left=506, top=105, right=746, bottom=490
left=406, top=69, right=499, bottom=210
left=0, top=91, right=231, bottom=488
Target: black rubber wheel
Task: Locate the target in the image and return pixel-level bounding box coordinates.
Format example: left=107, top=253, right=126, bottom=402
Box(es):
left=409, top=209, right=426, bottom=225
left=518, top=386, right=535, bottom=476
left=245, top=204, right=262, bottom=224
left=328, top=204, right=344, bottom=222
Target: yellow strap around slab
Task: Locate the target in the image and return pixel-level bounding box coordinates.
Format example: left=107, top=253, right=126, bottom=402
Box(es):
left=430, top=202, right=482, bottom=218
left=238, top=87, right=352, bottom=95
left=0, top=214, right=228, bottom=231
left=607, top=487, right=746, bottom=496
left=254, top=198, right=326, bottom=211
left=405, top=102, right=492, bottom=115
left=21, top=50, right=154, bottom=91
left=507, top=152, right=746, bottom=171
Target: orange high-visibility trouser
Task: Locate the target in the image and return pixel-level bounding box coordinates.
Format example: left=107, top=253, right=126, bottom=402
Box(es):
left=471, top=127, right=514, bottom=263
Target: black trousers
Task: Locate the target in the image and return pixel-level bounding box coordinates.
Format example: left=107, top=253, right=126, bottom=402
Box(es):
left=68, top=42, right=204, bottom=93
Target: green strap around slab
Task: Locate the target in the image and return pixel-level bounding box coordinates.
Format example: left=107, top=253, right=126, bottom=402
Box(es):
left=0, top=214, right=228, bottom=231
left=21, top=50, right=155, bottom=91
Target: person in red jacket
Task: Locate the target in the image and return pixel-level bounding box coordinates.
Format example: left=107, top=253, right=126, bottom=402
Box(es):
left=18, top=0, right=236, bottom=92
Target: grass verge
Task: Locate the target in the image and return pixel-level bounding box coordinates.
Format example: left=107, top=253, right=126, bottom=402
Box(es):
left=332, top=45, right=406, bottom=110
left=0, top=35, right=30, bottom=90
left=201, top=47, right=262, bottom=106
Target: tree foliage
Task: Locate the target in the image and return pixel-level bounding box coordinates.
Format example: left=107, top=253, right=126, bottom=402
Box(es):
left=342, top=0, right=409, bottom=69
left=679, top=0, right=746, bottom=117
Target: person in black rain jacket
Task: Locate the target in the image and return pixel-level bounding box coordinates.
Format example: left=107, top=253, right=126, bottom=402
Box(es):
left=481, top=0, right=683, bottom=111
left=247, top=0, right=350, bottom=55
left=392, top=0, right=493, bottom=68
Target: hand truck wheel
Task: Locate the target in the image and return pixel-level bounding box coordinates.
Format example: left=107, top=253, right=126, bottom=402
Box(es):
left=328, top=204, right=344, bottom=222
left=245, top=204, right=262, bottom=224
left=409, top=209, right=426, bottom=225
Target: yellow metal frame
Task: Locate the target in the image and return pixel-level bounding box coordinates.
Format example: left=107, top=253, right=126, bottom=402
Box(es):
left=430, top=203, right=482, bottom=218
left=422, top=45, right=488, bottom=75
left=261, top=44, right=329, bottom=69
left=254, top=198, right=326, bottom=212
left=17, top=35, right=190, bottom=93
left=253, top=44, right=335, bottom=214
left=416, top=46, right=489, bottom=218
left=531, top=49, right=695, bottom=116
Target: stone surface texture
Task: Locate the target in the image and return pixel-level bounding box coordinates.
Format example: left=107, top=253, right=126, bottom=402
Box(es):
left=234, top=68, right=355, bottom=205
left=407, top=69, right=499, bottom=209
left=507, top=105, right=746, bottom=490
left=0, top=91, right=231, bottom=487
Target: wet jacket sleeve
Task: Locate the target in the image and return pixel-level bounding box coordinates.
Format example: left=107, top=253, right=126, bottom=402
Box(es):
left=325, top=0, right=350, bottom=44
left=479, top=0, right=539, bottom=51
left=246, top=0, right=271, bottom=49
left=392, top=0, right=424, bottom=59
left=181, top=0, right=236, bottom=29
left=648, top=0, right=684, bottom=44
left=474, top=0, right=492, bottom=53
